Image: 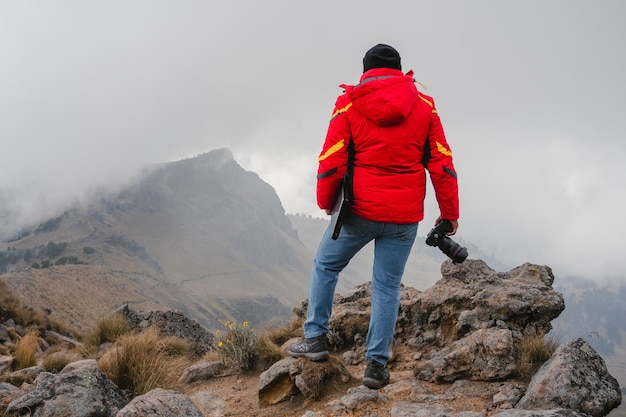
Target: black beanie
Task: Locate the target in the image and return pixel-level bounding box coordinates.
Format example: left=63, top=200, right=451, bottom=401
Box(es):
left=362, top=44, right=402, bottom=72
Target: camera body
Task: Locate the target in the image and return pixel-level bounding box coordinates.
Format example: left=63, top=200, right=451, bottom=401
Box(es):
left=425, top=220, right=468, bottom=263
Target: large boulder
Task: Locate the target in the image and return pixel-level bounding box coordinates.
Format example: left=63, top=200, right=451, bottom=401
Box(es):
left=0, top=382, right=23, bottom=413
left=516, top=338, right=622, bottom=417
left=327, top=260, right=565, bottom=382
left=116, top=388, right=204, bottom=417
left=117, top=305, right=214, bottom=356
left=400, top=260, right=565, bottom=382
left=6, top=365, right=130, bottom=417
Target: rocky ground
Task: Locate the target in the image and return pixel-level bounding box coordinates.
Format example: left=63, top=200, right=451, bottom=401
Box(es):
left=184, top=350, right=492, bottom=417
left=2, top=260, right=622, bottom=416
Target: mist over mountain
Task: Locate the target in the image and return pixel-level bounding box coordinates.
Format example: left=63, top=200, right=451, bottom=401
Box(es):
left=0, top=149, right=313, bottom=330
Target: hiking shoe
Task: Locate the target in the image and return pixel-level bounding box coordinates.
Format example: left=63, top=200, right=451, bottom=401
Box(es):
left=362, top=358, right=390, bottom=389
left=287, top=335, right=329, bottom=361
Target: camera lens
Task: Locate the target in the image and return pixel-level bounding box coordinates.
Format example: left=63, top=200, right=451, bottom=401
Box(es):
left=440, top=237, right=468, bottom=263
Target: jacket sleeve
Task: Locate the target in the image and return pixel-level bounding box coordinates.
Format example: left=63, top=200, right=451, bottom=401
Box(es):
left=316, top=96, right=353, bottom=210
left=423, top=97, right=459, bottom=221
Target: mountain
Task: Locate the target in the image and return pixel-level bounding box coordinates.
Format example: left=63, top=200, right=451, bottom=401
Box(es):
left=0, top=149, right=313, bottom=331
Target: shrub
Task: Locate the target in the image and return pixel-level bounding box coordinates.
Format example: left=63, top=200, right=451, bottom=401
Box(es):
left=518, top=332, right=560, bottom=379
left=98, top=327, right=191, bottom=396
left=54, top=256, right=81, bottom=266
left=34, top=216, right=63, bottom=234
left=214, top=320, right=259, bottom=371
left=46, top=241, right=66, bottom=258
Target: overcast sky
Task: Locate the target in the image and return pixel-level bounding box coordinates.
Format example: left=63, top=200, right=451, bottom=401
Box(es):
left=1, top=1, right=625, bottom=283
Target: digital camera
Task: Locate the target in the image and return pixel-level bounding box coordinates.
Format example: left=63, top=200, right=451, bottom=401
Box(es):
left=425, top=220, right=468, bottom=263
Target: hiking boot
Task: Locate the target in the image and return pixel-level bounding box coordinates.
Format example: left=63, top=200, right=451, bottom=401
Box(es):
left=287, top=335, right=329, bottom=361
left=362, top=358, right=390, bottom=389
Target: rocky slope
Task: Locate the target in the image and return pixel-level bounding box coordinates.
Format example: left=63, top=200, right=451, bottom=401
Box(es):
left=0, top=259, right=621, bottom=416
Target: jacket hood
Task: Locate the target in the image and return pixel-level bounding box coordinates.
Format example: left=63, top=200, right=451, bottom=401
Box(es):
left=344, top=68, right=419, bottom=127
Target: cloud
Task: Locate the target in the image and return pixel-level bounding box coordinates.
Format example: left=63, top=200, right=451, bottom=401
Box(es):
left=1, top=1, right=625, bottom=283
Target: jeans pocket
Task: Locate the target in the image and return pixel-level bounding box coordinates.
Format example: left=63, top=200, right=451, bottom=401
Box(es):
left=342, top=212, right=372, bottom=237
left=395, top=222, right=418, bottom=241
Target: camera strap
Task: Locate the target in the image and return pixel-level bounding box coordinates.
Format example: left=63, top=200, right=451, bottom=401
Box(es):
left=345, top=136, right=355, bottom=200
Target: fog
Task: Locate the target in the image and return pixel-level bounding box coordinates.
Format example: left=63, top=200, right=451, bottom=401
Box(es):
left=1, top=1, right=625, bottom=283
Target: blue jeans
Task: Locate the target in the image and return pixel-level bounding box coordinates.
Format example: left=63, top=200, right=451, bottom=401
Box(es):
left=304, top=212, right=418, bottom=365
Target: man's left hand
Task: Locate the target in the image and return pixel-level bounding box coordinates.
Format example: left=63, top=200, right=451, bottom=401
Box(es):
left=435, top=217, right=458, bottom=236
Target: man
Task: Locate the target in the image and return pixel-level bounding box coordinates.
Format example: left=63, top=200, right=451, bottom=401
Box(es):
left=288, top=44, right=460, bottom=389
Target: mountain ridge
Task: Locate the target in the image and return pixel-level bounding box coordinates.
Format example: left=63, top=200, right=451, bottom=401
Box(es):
left=0, top=149, right=311, bottom=330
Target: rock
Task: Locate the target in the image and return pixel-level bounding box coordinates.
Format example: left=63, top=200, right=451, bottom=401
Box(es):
left=4, top=365, right=45, bottom=386
left=258, top=356, right=353, bottom=406
left=491, top=409, right=590, bottom=416
left=189, top=389, right=227, bottom=417
left=7, top=366, right=130, bottom=417
left=328, top=385, right=388, bottom=415
left=117, top=304, right=214, bottom=356
left=258, top=357, right=297, bottom=406
left=414, top=328, right=518, bottom=382
left=300, top=411, right=322, bottom=417
left=400, top=260, right=564, bottom=382
left=116, top=388, right=204, bottom=417
left=390, top=401, right=485, bottom=416
left=0, top=382, right=24, bottom=412
left=0, top=324, right=9, bottom=343
left=59, top=358, right=98, bottom=374
left=0, top=355, right=13, bottom=375
left=516, top=337, right=622, bottom=417
left=492, top=383, right=525, bottom=409
left=43, top=330, right=83, bottom=348
left=178, top=361, right=225, bottom=384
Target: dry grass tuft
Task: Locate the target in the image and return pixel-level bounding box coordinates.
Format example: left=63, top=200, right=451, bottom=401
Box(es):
left=98, top=327, right=192, bottom=396
left=0, top=280, right=21, bottom=312
left=257, top=335, right=284, bottom=366
left=0, top=279, right=79, bottom=340
left=13, top=332, right=41, bottom=370
left=84, top=312, right=130, bottom=354
left=41, top=348, right=81, bottom=373
left=518, top=332, right=560, bottom=379
left=263, top=316, right=304, bottom=346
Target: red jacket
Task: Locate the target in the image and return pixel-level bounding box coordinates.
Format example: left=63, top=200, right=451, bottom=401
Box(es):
left=317, top=68, right=459, bottom=224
